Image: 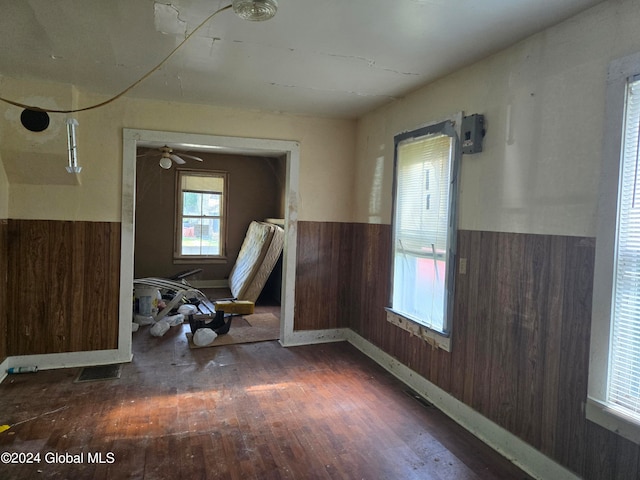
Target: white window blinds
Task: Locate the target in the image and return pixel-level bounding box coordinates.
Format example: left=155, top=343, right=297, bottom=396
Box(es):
left=395, top=134, right=452, bottom=255
left=181, top=173, right=224, bottom=194
left=610, top=76, right=640, bottom=416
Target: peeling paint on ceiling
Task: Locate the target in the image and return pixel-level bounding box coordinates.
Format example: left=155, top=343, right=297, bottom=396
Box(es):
left=154, top=2, right=187, bottom=37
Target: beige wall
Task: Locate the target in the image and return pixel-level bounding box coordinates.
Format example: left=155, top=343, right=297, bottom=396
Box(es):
left=354, top=0, right=640, bottom=238
left=0, top=82, right=356, bottom=223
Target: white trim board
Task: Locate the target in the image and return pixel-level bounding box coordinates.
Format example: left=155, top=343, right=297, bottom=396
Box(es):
left=280, top=328, right=349, bottom=347
left=345, top=330, right=581, bottom=480
left=3, top=349, right=132, bottom=373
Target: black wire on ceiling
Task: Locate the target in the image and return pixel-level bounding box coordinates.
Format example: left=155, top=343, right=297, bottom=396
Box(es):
left=0, top=4, right=233, bottom=115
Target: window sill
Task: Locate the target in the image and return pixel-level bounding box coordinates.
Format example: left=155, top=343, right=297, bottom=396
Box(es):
left=586, top=397, right=640, bottom=445
left=173, top=257, right=227, bottom=265
left=385, top=308, right=451, bottom=352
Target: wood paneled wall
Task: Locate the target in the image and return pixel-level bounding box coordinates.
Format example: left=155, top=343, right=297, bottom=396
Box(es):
left=294, top=222, right=354, bottom=330
left=6, top=220, right=120, bottom=356
left=294, top=221, right=640, bottom=480
left=0, top=219, right=7, bottom=363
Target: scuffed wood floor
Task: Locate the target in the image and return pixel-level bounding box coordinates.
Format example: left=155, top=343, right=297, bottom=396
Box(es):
left=0, top=329, right=533, bottom=479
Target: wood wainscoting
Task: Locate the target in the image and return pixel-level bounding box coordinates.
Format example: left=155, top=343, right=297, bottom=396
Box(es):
left=6, top=220, right=120, bottom=356
left=294, top=221, right=391, bottom=333
left=293, top=221, right=640, bottom=480
left=294, top=221, right=355, bottom=331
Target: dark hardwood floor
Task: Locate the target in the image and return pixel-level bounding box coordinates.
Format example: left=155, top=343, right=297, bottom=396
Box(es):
left=0, top=326, right=534, bottom=479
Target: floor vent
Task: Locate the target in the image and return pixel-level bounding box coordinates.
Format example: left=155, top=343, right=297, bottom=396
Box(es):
left=75, top=364, right=122, bottom=383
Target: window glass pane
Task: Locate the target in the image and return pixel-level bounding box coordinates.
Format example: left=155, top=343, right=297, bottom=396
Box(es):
left=202, top=193, right=221, bottom=217
left=200, top=218, right=220, bottom=255
left=181, top=218, right=221, bottom=256
left=183, top=191, right=202, bottom=216
left=392, top=131, right=453, bottom=332
left=181, top=218, right=199, bottom=255
left=393, top=254, right=446, bottom=331
left=609, top=77, right=640, bottom=416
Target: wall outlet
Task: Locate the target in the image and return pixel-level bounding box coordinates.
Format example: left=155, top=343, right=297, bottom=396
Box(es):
left=459, top=258, right=467, bottom=275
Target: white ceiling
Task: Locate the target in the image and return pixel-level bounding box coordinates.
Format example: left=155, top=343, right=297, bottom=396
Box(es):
left=0, top=0, right=604, bottom=119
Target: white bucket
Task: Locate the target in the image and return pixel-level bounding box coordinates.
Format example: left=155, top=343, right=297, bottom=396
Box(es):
left=134, top=286, right=160, bottom=316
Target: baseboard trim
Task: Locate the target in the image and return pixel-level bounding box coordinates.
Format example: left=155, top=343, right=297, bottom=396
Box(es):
left=345, top=330, right=580, bottom=480
left=280, top=328, right=348, bottom=347
left=4, top=349, right=133, bottom=372
left=189, top=279, right=228, bottom=289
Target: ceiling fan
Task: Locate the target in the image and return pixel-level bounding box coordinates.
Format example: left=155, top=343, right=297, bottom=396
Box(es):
left=138, top=145, right=204, bottom=169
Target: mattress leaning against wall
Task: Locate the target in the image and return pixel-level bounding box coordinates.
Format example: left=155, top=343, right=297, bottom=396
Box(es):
left=228, top=220, right=285, bottom=302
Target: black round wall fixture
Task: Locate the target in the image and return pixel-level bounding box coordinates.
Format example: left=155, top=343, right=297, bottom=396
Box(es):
left=20, top=108, right=50, bottom=132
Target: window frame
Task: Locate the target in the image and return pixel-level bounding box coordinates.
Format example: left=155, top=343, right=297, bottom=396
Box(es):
left=174, top=169, right=228, bottom=262
left=386, top=113, right=462, bottom=352
left=588, top=51, right=640, bottom=445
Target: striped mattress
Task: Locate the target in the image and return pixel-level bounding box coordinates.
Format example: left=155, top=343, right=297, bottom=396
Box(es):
left=229, top=221, right=284, bottom=302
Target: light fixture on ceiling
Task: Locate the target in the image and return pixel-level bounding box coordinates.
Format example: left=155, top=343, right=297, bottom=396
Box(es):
left=159, top=156, right=173, bottom=169
left=140, top=145, right=204, bottom=169
left=232, top=0, right=278, bottom=21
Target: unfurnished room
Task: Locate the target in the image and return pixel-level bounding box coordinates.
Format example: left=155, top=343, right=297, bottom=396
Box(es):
left=1, top=1, right=640, bottom=479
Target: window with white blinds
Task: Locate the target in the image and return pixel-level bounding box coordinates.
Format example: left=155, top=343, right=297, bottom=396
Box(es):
left=609, top=75, right=640, bottom=417
left=391, top=121, right=458, bottom=334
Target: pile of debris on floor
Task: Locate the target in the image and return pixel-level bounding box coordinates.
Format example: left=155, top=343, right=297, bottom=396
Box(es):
left=132, top=270, right=253, bottom=346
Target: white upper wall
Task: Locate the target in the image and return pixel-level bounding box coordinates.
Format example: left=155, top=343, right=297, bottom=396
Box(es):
left=354, top=0, right=640, bottom=237
left=0, top=81, right=356, bottom=223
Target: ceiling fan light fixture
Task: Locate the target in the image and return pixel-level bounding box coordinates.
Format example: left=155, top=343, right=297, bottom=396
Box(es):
left=159, top=156, right=173, bottom=169
left=232, top=0, right=278, bottom=22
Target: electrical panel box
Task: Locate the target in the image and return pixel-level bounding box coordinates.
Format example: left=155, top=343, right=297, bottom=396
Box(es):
left=461, top=114, right=485, bottom=154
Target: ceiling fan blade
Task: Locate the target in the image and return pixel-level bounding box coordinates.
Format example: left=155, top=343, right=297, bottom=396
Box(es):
left=179, top=153, right=204, bottom=162
left=170, top=154, right=186, bottom=164
left=136, top=149, right=156, bottom=158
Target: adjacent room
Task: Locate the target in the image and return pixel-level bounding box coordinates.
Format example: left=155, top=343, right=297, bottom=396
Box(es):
left=2, top=0, right=640, bottom=478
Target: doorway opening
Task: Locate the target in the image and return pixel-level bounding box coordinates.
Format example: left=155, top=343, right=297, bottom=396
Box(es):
left=119, top=129, right=300, bottom=359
